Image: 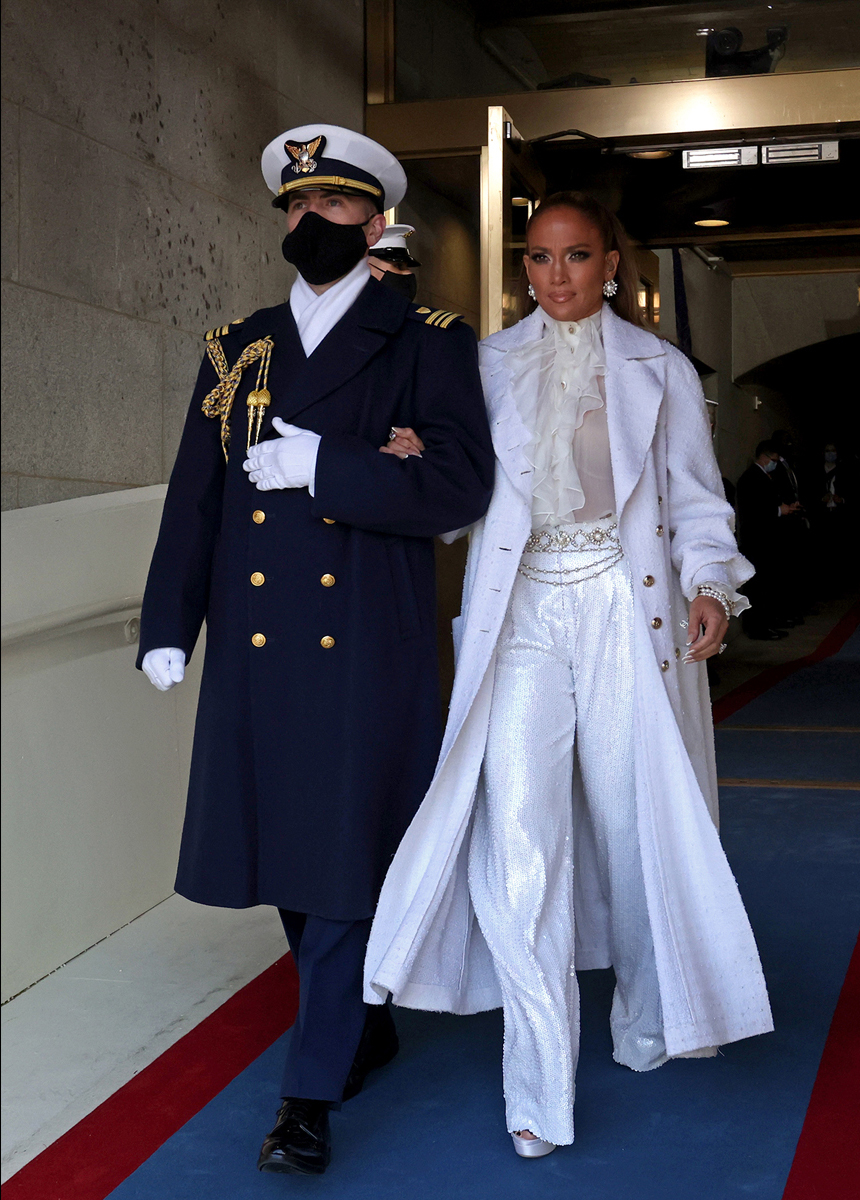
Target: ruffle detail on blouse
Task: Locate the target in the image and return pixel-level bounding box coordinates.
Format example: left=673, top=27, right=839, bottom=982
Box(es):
left=503, top=309, right=606, bottom=527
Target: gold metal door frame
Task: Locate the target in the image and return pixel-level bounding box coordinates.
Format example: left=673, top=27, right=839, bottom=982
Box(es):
left=367, top=69, right=860, bottom=154
left=481, top=107, right=547, bottom=337
left=364, top=37, right=859, bottom=335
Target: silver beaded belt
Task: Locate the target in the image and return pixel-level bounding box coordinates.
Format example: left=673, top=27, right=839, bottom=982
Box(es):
left=518, top=520, right=623, bottom=586
left=523, top=522, right=620, bottom=553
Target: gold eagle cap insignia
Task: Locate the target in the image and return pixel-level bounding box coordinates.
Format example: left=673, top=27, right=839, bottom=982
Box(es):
left=284, top=134, right=325, bottom=176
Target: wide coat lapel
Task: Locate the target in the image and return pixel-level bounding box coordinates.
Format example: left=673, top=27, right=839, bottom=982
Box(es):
left=273, top=277, right=410, bottom=425
left=602, top=305, right=667, bottom=520
left=479, top=309, right=544, bottom=505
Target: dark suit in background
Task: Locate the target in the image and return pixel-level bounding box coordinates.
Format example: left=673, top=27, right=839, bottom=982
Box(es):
left=736, top=462, right=783, bottom=635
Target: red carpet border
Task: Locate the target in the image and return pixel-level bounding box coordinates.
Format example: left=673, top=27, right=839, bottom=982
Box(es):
left=1, top=956, right=299, bottom=1200
left=781, top=934, right=860, bottom=1200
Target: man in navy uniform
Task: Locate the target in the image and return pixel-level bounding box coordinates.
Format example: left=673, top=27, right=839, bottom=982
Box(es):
left=138, top=124, right=494, bottom=1175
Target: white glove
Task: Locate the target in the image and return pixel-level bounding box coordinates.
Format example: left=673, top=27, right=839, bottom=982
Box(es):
left=243, top=417, right=321, bottom=493
left=142, top=647, right=186, bottom=691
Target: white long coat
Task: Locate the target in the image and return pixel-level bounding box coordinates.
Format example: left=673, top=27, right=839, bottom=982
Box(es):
left=365, top=306, right=774, bottom=1056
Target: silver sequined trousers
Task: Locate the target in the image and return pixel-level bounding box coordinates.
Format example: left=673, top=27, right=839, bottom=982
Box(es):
left=468, top=521, right=666, bottom=1146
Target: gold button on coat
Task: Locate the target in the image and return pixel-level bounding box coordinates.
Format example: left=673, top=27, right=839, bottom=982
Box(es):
left=661, top=659, right=670, bottom=671
left=675, top=647, right=681, bottom=659
left=320, top=574, right=335, bottom=587
left=651, top=617, right=663, bottom=629
left=658, top=495, right=663, bottom=503
left=320, top=635, right=335, bottom=649
left=250, top=572, right=265, bottom=586
left=643, top=575, right=655, bottom=587
left=323, top=518, right=336, bottom=525
left=252, top=510, right=265, bottom=524
left=656, top=524, right=664, bottom=536
left=252, top=633, right=266, bottom=647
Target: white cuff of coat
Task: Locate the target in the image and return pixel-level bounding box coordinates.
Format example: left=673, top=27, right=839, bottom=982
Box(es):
left=305, top=433, right=320, bottom=497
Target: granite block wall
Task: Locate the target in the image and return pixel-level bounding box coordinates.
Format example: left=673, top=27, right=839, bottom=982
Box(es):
left=1, top=0, right=364, bottom=509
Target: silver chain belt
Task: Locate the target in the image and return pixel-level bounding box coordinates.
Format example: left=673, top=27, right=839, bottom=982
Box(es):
left=518, top=521, right=623, bottom=586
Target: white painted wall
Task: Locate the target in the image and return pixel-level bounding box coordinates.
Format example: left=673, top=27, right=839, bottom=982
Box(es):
left=1, top=487, right=202, bottom=1001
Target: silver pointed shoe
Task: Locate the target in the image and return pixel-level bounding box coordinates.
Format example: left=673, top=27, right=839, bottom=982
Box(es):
left=511, top=1131, right=556, bottom=1158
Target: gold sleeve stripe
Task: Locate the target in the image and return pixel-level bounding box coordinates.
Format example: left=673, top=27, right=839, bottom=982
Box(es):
left=438, top=311, right=463, bottom=328
left=424, top=310, right=448, bottom=326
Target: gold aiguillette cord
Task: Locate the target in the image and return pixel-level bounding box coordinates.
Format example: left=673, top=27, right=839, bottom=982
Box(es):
left=246, top=340, right=273, bottom=451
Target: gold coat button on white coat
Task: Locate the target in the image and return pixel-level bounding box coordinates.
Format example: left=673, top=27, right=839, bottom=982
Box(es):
left=661, top=659, right=670, bottom=671
left=643, top=575, right=655, bottom=587
left=656, top=525, right=664, bottom=536
left=250, top=572, right=265, bottom=586
left=651, top=617, right=662, bottom=629
left=252, top=633, right=266, bottom=648
left=675, top=647, right=681, bottom=659
left=323, top=518, right=336, bottom=525
left=320, top=635, right=335, bottom=649
left=252, top=510, right=266, bottom=524
left=321, top=574, right=335, bottom=588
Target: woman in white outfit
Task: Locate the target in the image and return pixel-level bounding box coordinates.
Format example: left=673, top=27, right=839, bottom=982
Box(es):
left=368, top=193, right=773, bottom=1157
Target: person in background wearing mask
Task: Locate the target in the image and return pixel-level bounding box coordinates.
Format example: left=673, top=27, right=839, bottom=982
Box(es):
left=736, top=439, right=800, bottom=639
left=136, top=124, right=494, bottom=1177
left=770, top=429, right=811, bottom=624
left=809, top=440, right=854, bottom=593
left=367, top=222, right=420, bottom=302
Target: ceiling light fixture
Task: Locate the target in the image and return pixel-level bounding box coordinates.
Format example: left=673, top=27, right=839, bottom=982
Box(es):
left=683, top=146, right=758, bottom=169
left=693, top=199, right=734, bottom=227
left=627, top=150, right=673, bottom=160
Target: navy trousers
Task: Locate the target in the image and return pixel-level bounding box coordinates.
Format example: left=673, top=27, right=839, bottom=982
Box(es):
left=278, top=909, right=373, bottom=1106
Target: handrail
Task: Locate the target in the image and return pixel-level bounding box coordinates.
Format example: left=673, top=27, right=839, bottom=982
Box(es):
left=1, top=596, right=143, bottom=649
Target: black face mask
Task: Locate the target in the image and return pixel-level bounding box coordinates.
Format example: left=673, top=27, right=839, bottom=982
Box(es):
left=379, top=270, right=418, bottom=302
left=281, top=210, right=371, bottom=285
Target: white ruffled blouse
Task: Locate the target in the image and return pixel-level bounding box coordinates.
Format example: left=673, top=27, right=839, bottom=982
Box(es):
left=506, top=306, right=615, bottom=529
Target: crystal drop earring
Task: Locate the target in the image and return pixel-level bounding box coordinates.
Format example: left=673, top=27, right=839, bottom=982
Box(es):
left=603, top=278, right=618, bottom=298
left=528, top=283, right=536, bottom=300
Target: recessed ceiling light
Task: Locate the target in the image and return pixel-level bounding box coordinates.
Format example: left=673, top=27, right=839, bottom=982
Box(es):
left=627, top=150, right=672, bottom=160
left=511, top=197, right=531, bottom=206
left=694, top=218, right=730, bottom=227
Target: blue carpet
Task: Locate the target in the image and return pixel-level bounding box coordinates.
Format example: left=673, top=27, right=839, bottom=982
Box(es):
left=714, top=729, right=860, bottom=780
left=720, top=628, right=860, bottom=728
left=106, top=628, right=860, bottom=1200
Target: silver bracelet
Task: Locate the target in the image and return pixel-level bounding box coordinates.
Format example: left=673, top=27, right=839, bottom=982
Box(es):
left=696, top=585, right=733, bottom=622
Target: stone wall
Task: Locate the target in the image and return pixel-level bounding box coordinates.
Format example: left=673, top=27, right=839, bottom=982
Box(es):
left=1, top=0, right=364, bottom=510
left=655, top=248, right=793, bottom=487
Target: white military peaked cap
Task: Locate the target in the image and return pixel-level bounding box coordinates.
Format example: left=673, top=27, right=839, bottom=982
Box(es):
left=371, top=224, right=420, bottom=267
left=373, top=224, right=416, bottom=253
left=262, top=124, right=407, bottom=211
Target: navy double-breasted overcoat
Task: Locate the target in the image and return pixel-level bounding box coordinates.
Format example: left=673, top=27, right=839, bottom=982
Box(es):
left=138, top=278, right=494, bottom=920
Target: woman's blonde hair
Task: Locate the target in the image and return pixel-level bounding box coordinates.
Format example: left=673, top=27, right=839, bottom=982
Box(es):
left=519, top=191, right=643, bottom=327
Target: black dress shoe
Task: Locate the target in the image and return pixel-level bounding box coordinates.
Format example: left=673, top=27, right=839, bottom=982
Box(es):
left=342, top=1006, right=399, bottom=1101
left=257, top=1097, right=331, bottom=1175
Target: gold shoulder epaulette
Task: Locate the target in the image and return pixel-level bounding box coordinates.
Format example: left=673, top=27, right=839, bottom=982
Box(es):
left=419, top=308, right=463, bottom=329
left=204, top=317, right=245, bottom=342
